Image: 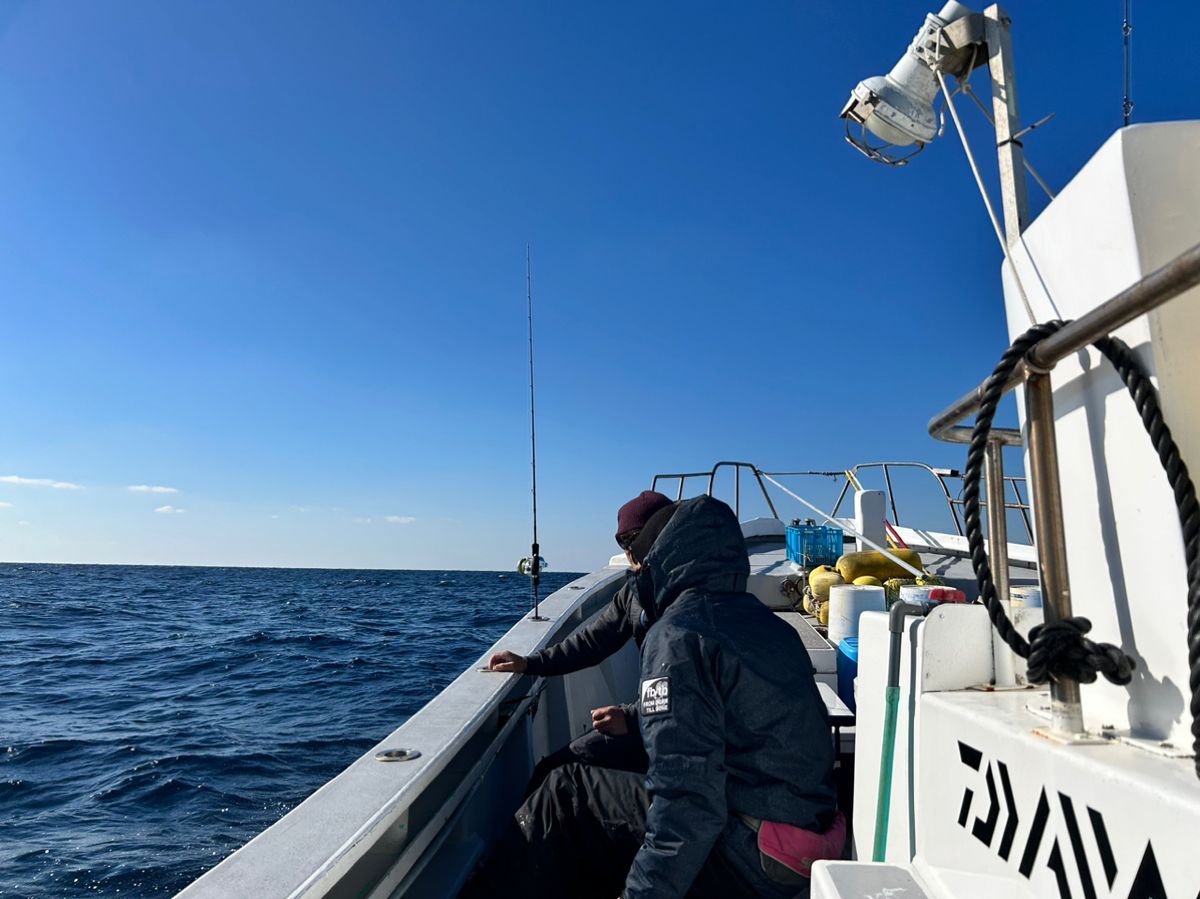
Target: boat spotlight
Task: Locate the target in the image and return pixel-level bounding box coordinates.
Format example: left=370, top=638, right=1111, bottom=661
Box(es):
left=839, top=1, right=978, bottom=165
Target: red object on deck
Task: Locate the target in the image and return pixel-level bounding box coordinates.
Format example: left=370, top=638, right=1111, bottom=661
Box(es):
left=929, top=587, right=967, bottom=603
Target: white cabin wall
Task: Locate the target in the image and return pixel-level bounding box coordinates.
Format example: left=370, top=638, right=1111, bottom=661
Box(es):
left=999, top=123, right=1200, bottom=743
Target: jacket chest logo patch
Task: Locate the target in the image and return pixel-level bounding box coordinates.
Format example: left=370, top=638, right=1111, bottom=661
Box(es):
left=640, top=677, right=671, bottom=716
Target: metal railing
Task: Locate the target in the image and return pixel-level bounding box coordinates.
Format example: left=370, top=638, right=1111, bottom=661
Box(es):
left=826, top=461, right=1032, bottom=542
left=651, top=461, right=779, bottom=520
left=650, top=460, right=1031, bottom=543
left=926, top=239, right=1200, bottom=735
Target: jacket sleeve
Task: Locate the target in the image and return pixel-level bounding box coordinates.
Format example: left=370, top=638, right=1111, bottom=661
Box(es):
left=618, top=701, right=641, bottom=740
left=623, top=627, right=727, bottom=899
left=524, top=578, right=636, bottom=677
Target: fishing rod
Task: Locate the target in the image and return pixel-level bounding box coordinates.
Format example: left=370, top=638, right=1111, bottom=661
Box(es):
left=525, top=245, right=548, bottom=621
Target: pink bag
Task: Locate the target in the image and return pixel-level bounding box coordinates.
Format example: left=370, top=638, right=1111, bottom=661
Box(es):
left=740, top=810, right=847, bottom=884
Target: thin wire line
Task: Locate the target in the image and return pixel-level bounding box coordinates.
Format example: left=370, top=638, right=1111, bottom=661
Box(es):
left=936, top=70, right=1006, bottom=254
left=760, top=474, right=924, bottom=578
left=935, top=67, right=1038, bottom=325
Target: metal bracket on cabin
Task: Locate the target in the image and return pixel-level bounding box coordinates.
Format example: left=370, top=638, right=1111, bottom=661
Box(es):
left=1024, top=702, right=1108, bottom=746
left=1034, top=708, right=1197, bottom=760
left=967, top=682, right=1035, bottom=693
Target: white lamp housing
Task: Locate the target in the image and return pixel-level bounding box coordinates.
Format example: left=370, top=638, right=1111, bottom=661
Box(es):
left=840, top=1, right=976, bottom=161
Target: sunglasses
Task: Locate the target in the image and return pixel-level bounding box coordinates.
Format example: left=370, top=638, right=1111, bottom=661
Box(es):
left=616, top=530, right=641, bottom=552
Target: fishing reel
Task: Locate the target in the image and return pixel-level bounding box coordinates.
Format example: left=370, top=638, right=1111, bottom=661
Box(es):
left=517, top=555, right=548, bottom=577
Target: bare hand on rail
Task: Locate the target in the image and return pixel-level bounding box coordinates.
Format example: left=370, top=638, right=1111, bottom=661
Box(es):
left=488, top=650, right=528, bottom=673
left=591, top=706, right=628, bottom=736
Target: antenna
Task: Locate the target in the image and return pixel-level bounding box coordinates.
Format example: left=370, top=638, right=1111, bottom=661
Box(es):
left=525, top=245, right=547, bottom=621
left=1122, top=0, right=1134, bottom=127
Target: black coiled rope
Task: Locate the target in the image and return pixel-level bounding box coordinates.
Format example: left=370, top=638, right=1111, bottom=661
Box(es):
left=962, top=320, right=1200, bottom=777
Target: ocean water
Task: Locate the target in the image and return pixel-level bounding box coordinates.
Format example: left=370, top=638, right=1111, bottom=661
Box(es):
left=0, top=563, right=582, bottom=898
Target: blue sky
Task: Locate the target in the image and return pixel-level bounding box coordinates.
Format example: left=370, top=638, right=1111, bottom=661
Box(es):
left=0, top=1, right=1196, bottom=571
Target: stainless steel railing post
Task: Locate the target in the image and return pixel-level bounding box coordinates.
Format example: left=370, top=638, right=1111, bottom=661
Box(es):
left=1024, top=371, right=1084, bottom=733
left=984, top=437, right=1011, bottom=615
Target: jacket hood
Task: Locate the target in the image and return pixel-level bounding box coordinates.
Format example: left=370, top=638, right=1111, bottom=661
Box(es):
left=640, top=495, right=749, bottom=622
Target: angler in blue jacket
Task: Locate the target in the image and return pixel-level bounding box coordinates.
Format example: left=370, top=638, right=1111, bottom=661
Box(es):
left=475, top=494, right=839, bottom=898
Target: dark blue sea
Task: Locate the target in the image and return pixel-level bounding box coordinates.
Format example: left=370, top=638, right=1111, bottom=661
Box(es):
left=0, top=564, right=582, bottom=898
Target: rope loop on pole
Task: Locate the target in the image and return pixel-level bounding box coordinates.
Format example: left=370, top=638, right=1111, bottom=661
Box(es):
left=962, top=321, right=1200, bottom=777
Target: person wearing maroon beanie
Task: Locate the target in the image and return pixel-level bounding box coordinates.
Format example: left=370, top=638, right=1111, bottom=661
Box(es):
left=615, top=490, right=674, bottom=556
left=487, top=490, right=674, bottom=792
left=476, top=496, right=839, bottom=899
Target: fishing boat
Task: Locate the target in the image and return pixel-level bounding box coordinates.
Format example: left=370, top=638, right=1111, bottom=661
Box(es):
left=179, top=3, right=1200, bottom=897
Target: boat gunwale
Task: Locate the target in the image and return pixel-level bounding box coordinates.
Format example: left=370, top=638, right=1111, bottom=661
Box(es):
left=176, top=565, right=628, bottom=899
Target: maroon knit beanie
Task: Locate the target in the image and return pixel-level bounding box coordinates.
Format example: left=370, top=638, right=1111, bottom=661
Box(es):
left=616, top=490, right=673, bottom=543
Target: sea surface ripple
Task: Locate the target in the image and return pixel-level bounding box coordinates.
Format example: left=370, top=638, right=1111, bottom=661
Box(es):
left=0, top=563, right=582, bottom=897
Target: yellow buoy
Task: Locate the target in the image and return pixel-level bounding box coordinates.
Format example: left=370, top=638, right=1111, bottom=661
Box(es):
left=809, top=566, right=846, bottom=600
left=802, top=590, right=816, bottom=616
left=836, top=549, right=924, bottom=583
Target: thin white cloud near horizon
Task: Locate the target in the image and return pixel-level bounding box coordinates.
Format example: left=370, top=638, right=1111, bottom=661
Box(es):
left=128, top=485, right=179, bottom=494
left=0, top=502, right=12, bottom=508
left=154, top=505, right=185, bottom=514
left=0, top=475, right=83, bottom=490
left=351, top=515, right=416, bottom=525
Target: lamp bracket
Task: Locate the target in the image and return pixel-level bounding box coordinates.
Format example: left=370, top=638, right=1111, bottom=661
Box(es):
left=921, top=13, right=989, bottom=78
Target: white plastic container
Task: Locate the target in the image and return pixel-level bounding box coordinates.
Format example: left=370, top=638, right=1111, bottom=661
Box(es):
left=828, top=584, right=886, bottom=647
left=898, top=584, right=940, bottom=605
left=992, top=599, right=1046, bottom=687
left=1009, top=585, right=1043, bottom=608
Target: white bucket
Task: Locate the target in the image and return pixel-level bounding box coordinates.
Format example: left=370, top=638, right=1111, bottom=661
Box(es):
left=828, top=584, right=886, bottom=647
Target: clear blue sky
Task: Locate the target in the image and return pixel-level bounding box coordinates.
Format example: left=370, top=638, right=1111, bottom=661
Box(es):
left=0, top=1, right=1195, bottom=571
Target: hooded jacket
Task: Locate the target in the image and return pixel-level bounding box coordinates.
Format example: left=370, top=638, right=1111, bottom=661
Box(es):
left=623, top=495, right=837, bottom=899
